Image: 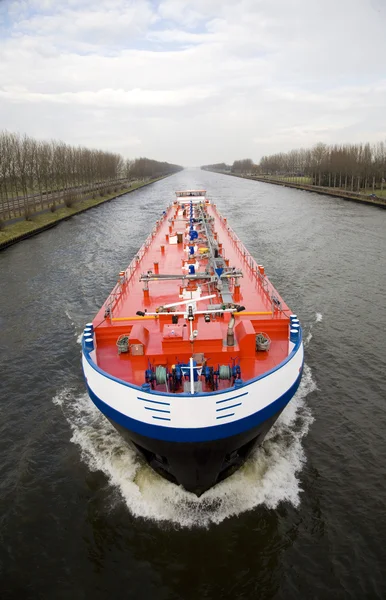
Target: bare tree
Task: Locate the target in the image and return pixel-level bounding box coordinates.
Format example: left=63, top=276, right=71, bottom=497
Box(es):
left=0, top=130, right=183, bottom=221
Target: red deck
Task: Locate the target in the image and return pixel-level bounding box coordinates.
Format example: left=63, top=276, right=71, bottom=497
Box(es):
left=92, top=193, right=291, bottom=392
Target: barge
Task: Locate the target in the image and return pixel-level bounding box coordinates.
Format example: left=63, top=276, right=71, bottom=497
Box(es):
left=82, top=190, right=303, bottom=496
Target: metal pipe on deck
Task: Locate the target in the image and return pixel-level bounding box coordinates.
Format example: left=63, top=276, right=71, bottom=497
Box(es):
left=161, top=294, right=216, bottom=310
left=189, top=357, right=194, bottom=395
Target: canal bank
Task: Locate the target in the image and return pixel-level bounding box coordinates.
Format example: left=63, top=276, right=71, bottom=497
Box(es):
left=0, top=176, right=167, bottom=251
left=204, top=170, right=386, bottom=209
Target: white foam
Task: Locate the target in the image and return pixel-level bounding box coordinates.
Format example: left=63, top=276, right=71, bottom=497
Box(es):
left=305, top=332, right=313, bottom=345
left=64, top=307, right=83, bottom=341
left=304, top=312, right=323, bottom=347
left=64, top=309, right=75, bottom=326
left=53, top=366, right=315, bottom=528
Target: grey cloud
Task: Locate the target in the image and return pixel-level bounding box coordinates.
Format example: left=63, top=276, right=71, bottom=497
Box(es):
left=1, top=0, right=385, bottom=165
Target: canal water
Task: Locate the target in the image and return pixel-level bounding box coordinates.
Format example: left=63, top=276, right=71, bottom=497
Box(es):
left=1, top=170, right=385, bottom=599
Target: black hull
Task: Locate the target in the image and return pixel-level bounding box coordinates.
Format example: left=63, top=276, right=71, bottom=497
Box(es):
left=107, top=408, right=285, bottom=496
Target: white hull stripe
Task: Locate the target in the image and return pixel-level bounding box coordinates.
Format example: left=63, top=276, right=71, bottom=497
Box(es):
left=86, top=371, right=302, bottom=443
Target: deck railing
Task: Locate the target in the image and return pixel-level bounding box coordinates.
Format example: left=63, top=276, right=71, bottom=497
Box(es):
left=103, top=208, right=169, bottom=317
left=211, top=203, right=287, bottom=315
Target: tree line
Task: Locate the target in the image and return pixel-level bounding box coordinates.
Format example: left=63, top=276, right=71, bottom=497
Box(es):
left=202, top=162, right=231, bottom=172
left=0, top=131, right=182, bottom=220
left=126, top=157, right=183, bottom=180
left=260, top=142, right=386, bottom=191
left=202, top=140, right=386, bottom=194
left=202, top=159, right=259, bottom=175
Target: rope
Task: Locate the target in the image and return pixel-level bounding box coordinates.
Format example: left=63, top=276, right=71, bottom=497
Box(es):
left=219, top=365, right=232, bottom=380
left=155, top=366, right=167, bottom=385
left=255, top=333, right=271, bottom=351
left=93, top=316, right=107, bottom=329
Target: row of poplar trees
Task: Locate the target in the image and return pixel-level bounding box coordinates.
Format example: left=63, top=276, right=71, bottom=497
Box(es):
left=203, top=141, right=386, bottom=193
left=0, top=131, right=182, bottom=220
left=260, top=142, right=386, bottom=191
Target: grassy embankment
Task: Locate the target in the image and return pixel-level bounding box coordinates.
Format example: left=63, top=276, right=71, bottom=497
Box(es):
left=211, top=170, right=386, bottom=208
left=257, top=174, right=386, bottom=196
left=258, top=175, right=312, bottom=185
left=0, top=178, right=163, bottom=249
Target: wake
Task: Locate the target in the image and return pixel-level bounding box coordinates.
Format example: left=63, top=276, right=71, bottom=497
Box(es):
left=53, top=363, right=315, bottom=528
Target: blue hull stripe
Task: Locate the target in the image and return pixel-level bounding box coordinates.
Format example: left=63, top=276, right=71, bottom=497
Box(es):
left=86, top=370, right=303, bottom=443
left=216, top=413, right=235, bottom=420
left=137, top=397, right=170, bottom=406
left=216, top=402, right=242, bottom=412
left=215, top=392, right=248, bottom=404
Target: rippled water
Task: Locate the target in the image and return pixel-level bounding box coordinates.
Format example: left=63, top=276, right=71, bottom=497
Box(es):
left=1, top=171, right=386, bottom=598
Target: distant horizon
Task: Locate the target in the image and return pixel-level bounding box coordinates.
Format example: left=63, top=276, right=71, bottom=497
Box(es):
left=1, top=0, right=385, bottom=165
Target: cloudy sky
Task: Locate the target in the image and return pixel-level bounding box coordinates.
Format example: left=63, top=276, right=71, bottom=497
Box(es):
left=0, top=0, right=385, bottom=166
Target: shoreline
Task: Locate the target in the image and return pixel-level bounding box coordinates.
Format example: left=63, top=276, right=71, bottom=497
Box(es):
left=205, top=171, right=386, bottom=209
left=0, top=177, right=167, bottom=251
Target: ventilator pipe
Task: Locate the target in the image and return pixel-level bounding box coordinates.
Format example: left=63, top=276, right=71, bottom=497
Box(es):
left=234, top=277, right=240, bottom=301
left=143, top=279, right=149, bottom=298
left=227, top=315, right=235, bottom=346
